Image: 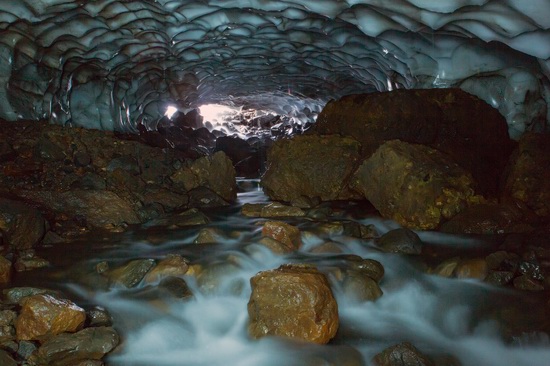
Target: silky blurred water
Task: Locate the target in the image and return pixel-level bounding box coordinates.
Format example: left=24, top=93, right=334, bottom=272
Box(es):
left=23, top=179, right=550, bottom=366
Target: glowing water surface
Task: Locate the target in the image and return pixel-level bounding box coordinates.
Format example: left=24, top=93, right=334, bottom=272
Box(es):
left=24, top=180, right=550, bottom=366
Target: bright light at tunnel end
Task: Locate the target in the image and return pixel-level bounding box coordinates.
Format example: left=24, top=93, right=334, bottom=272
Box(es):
left=164, top=105, right=178, bottom=119
left=199, top=104, right=238, bottom=123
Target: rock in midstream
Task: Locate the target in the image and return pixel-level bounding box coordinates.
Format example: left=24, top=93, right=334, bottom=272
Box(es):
left=248, top=264, right=339, bottom=344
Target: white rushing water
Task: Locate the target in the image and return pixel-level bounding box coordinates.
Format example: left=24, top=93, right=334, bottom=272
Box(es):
left=66, top=180, right=550, bottom=366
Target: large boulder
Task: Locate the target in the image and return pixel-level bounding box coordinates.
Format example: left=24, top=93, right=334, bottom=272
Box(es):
left=248, top=264, right=339, bottom=344
left=502, top=132, right=550, bottom=218
left=352, top=140, right=481, bottom=230
left=261, top=135, right=362, bottom=202
left=312, top=88, right=515, bottom=196
left=0, top=197, right=47, bottom=250
left=171, top=151, right=237, bottom=202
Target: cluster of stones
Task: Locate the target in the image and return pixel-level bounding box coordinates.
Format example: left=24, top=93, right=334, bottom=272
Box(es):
left=0, top=120, right=237, bottom=284
left=0, top=288, right=118, bottom=365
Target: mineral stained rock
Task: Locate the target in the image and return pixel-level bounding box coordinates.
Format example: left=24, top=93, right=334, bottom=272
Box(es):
left=352, top=140, right=481, bottom=230
left=248, top=264, right=338, bottom=344
left=15, top=294, right=86, bottom=341
left=261, top=135, right=362, bottom=202
left=313, top=88, right=514, bottom=196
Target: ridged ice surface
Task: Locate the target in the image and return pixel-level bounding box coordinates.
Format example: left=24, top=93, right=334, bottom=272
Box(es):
left=0, top=0, right=549, bottom=137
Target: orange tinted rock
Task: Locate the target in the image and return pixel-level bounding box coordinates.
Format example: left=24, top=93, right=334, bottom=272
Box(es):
left=143, top=254, right=189, bottom=283
left=0, top=256, right=12, bottom=285
left=352, top=140, right=481, bottom=230
left=261, top=221, right=302, bottom=251
left=248, top=264, right=339, bottom=344
left=16, top=294, right=86, bottom=341
left=455, top=258, right=488, bottom=280
left=261, top=135, right=362, bottom=202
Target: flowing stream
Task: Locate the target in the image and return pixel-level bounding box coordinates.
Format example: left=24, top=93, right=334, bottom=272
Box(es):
left=15, top=180, right=550, bottom=366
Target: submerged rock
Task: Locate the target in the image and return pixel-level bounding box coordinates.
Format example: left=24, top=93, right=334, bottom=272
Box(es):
left=248, top=264, right=339, bottom=344
left=352, top=140, right=481, bottom=230
left=377, top=228, right=423, bottom=255
left=373, top=342, right=434, bottom=366
left=28, top=326, right=119, bottom=366
left=261, top=135, right=362, bottom=202
left=108, top=259, right=156, bottom=288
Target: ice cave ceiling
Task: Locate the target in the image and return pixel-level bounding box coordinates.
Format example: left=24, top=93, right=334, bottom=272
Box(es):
left=0, top=0, right=549, bottom=139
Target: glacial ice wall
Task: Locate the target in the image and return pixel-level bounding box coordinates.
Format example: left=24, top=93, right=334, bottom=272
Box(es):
left=0, top=0, right=549, bottom=138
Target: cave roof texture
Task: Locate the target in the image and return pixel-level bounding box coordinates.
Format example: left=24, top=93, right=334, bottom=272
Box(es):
left=0, top=0, right=549, bottom=138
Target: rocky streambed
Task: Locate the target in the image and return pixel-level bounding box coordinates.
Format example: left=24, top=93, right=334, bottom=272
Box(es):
left=0, top=88, right=549, bottom=365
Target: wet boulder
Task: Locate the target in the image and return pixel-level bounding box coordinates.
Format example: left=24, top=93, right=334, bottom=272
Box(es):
left=15, top=294, right=86, bottom=341
left=377, top=228, right=423, bottom=255
left=261, top=135, right=362, bottom=202
left=261, top=221, right=302, bottom=252
left=28, top=326, right=119, bottom=366
left=171, top=151, right=237, bottom=202
left=313, top=88, right=514, bottom=196
left=502, top=132, right=550, bottom=219
left=108, top=259, right=156, bottom=288
left=248, top=264, right=339, bottom=344
left=352, top=140, right=481, bottom=230
left=144, top=254, right=189, bottom=283
left=0, top=197, right=46, bottom=250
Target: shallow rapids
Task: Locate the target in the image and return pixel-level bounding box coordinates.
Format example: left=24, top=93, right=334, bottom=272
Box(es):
left=23, top=180, right=550, bottom=366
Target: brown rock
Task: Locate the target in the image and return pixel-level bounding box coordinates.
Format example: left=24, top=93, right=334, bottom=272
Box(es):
left=248, top=264, right=339, bottom=344
left=171, top=151, right=237, bottom=202
left=0, top=256, right=12, bottom=285
left=0, top=197, right=46, bottom=250
left=313, top=88, right=514, bottom=196
left=261, top=135, right=362, bottom=202
left=16, top=190, right=141, bottom=227
left=440, top=203, right=535, bottom=234
left=257, top=237, right=295, bottom=254
left=373, top=342, right=434, bottom=366
left=352, top=140, right=481, bottom=230
left=342, top=270, right=383, bottom=302
left=29, top=326, right=119, bottom=366
left=502, top=132, right=550, bottom=218
left=261, top=221, right=302, bottom=251
left=143, top=255, right=189, bottom=283
left=15, top=294, right=86, bottom=341
left=0, top=349, right=16, bottom=366
left=377, top=228, right=423, bottom=254
left=455, top=258, right=488, bottom=280
left=433, top=258, right=460, bottom=278
left=109, top=259, right=156, bottom=288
